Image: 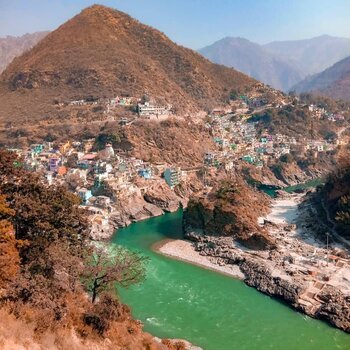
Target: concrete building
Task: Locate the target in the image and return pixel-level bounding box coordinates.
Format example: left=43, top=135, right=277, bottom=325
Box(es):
left=137, top=102, right=171, bottom=117
left=164, top=168, right=181, bottom=188
left=49, top=157, right=60, bottom=172
left=77, top=188, right=92, bottom=204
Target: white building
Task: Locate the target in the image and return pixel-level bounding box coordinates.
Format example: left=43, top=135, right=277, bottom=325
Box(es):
left=137, top=102, right=171, bottom=117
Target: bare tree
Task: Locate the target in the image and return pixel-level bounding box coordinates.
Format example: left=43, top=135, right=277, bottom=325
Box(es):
left=82, top=246, right=148, bottom=303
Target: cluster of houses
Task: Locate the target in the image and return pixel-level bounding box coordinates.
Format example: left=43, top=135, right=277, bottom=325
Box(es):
left=204, top=97, right=346, bottom=169
left=60, top=95, right=173, bottom=121
left=65, top=96, right=137, bottom=108
left=10, top=139, right=183, bottom=239
left=8, top=84, right=348, bottom=237
left=308, top=104, right=345, bottom=122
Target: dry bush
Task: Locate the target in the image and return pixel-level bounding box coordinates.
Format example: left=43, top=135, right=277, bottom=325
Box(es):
left=126, top=118, right=215, bottom=167
left=161, top=339, right=187, bottom=350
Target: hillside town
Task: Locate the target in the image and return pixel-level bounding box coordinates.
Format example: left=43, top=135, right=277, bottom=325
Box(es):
left=6, top=87, right=349, bottom=241
left=207, top=105, right=346, bottom=170
left=10, top=139, right=186, bottom=239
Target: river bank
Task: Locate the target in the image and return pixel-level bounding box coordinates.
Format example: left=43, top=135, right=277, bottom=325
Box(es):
left=154, top=239, right=244, bottom=280
left=92, top=171, right=324, bottom=240
left=156, top=191, right=350, bottom=333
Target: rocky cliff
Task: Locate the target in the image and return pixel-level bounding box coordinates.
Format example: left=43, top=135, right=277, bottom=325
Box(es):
left=183, top=176, right=275, bottom=250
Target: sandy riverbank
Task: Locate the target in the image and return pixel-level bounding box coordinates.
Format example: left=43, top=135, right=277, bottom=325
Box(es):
left=154, top=239, right=245, bottom=280
left=265, top=193, right=302, bottom=224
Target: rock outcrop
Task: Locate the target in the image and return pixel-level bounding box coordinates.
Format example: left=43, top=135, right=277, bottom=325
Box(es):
left=244, top=162, right=323, bottom=188
left=185, top=228, right=350, bottom=333
left=316, top=286, right=350, bottom=333
left=110, top=193, right=165, bottom=228
left=183, top=176, right=275, bottom=250
left=144, top=183, right=181, bottom=212
left=239, top=259, right=302, bottom=305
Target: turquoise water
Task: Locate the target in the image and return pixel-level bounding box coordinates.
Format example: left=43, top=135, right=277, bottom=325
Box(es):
left=260, top=178, right=325, bottom=198
left=284, top=178, right=324, bottom=193
left=112, top=210, right=349, bottom=350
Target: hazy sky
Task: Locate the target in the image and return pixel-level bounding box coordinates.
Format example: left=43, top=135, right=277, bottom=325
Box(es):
left=0, top=0, right=349, bottom=48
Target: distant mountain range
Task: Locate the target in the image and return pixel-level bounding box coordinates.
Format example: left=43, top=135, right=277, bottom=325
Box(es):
left=0, top=32, right=49, bottom=73
left=199, top=35, right=350, bottom=92
left=199, top=37, right=303, bottom=91
left=294, top=55, right=350, bottom=101
left=2, top=17, right=350, bottom=101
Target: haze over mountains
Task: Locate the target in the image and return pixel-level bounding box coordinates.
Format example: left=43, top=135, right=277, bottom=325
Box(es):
left=265, top=35, right=350, bottom=76
left=294, top=55, right=350, bottom=101
left=0, top=31, right=49, bottom=73
left=199, top=35, right=350, bottom=92
left=199, top=37, right=303, bottom=91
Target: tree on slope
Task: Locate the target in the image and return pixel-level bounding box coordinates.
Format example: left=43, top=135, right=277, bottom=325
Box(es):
left=82, top=245, right=148, bottom=303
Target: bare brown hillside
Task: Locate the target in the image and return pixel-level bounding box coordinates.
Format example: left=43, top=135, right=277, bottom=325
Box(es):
left=125, top=119, right=216, bottom=167
left=0, top=4, right=256, bottom=130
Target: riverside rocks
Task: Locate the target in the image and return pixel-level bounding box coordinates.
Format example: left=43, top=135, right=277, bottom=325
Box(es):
left=183, top=221, right=350, bottom=333
left=245, top=163, right=323, bottom=188
left=316, top=286, right=350, bottom=333
left=96, top=180, right=184, bottom=239
left=144, top=184, right=180, bottom=212
left=185, top=230, right=302, bottom=307
left=110, top=195, right=165, bottom=227
left=239, top=259, right=303, bottom=305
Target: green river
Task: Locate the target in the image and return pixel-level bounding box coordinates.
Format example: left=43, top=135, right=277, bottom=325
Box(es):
left=260, top=178, right=325, bottom=198
left=112, top=208, right=349, bottom=350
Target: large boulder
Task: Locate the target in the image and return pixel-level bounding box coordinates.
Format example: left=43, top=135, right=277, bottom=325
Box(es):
left=144, top=182, right=180, bottom=212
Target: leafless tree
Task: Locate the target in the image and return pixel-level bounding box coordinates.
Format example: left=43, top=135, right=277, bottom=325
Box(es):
left=82, top=246, right=148, bottom=303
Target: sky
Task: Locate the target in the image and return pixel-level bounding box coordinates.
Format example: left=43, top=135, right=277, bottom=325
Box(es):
left=0, top=0, right=349, bottom=49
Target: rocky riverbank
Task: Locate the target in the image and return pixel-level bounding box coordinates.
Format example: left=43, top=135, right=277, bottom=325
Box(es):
left=90, top=180, right=188, bottom=240
left=244, top=161, right=324, bottom=188
left=157, top=192, right=350, bottom=333
left=89, top=164, right=325, bottom=241
left=89, top=171, right=207, bottom=240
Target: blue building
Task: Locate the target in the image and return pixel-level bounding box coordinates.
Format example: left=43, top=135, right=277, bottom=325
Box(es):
left=164, top=168, right=181, bottom=189
left=30, top=144, right=44, bottom=155
left=138, top=168, right=152, bottom=179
